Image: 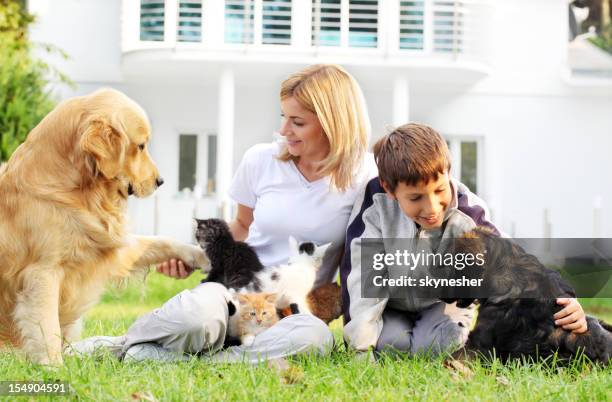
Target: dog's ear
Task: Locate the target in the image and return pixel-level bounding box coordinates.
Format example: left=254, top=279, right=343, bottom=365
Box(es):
left=80, top=119, right=128, bottom=179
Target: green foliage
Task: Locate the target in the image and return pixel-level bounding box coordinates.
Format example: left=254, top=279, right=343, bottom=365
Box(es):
left=0, top=0, right=71, bottom=162
left=589, top=23, right=612, bottom=54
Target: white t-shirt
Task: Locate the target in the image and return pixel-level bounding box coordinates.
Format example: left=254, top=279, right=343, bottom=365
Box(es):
left=228, top=141, right=377, bottom=286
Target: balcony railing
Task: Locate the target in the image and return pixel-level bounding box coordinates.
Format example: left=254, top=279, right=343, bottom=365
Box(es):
left=123, top=0, right=491, bottom=62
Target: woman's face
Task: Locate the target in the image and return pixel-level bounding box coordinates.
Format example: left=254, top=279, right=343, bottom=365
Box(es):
left=279, top=97, right=329, bottom=160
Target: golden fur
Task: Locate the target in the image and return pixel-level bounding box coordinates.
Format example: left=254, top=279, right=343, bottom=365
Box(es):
left=0, top=88, right=209, bottom=365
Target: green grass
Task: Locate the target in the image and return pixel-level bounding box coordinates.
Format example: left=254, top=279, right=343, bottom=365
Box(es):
left=1, top=272, right=611, bottom=401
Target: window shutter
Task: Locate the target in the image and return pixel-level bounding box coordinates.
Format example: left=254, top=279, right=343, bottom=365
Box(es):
left=349, top=0, right=378, bottom=48
left=225, top=0, right=255, bottom=44
left=262, top=0, right=292, bottom=45
left=399, top=1, right=424, bottom=50
left=312, top=0, right=341, bottom=47
left=432, top=0, right=464, bottom=53
left=140, top=0, right=165, bottom=42
left=178, top=0, right=203, bottom=42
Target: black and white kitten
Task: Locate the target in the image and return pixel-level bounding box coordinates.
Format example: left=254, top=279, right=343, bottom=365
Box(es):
left=195, top=218, right=264, bottom=290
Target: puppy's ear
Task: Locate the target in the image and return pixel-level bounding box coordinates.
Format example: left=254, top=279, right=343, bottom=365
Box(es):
left=80, top=119, right=128, bottom=179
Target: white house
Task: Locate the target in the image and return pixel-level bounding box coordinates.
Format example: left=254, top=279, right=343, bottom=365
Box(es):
left=26, top=0, right=612, bottom=243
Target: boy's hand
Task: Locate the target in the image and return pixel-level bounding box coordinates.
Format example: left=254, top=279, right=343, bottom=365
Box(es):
left=554, top=298, right=587, bottom=333
left=156, top=259, right=193, bottom=279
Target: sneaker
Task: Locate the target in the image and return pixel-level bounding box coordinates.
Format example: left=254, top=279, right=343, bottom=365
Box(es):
left=65, top=335, right=126, bottom=358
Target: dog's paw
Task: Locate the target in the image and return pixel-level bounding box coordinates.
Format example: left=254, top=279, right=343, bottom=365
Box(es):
left=180, top=245, right=210, bottom=271
left=29, top=351, right=63, bottom=367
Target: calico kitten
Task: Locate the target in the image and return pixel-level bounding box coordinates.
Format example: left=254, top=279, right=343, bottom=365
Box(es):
left=227, top=293, right=279, bottom=346
left=240, top=237, right=331, bottom=315
left=195, top=218, right=264, bottom=290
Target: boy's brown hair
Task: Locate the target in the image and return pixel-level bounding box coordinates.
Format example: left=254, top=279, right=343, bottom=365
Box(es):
left=373, top=123, right=451, bottom=193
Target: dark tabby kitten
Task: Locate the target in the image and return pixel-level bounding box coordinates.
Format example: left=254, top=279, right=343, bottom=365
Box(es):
left=195, top=218, right=263, bottom=290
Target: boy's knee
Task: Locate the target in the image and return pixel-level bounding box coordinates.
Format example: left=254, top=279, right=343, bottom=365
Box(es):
left=412, top=320, right=468, bottom=355
left=376, top=333, right=412, bottom=353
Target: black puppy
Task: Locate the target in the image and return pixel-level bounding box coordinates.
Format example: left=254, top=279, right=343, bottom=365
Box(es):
left=443, top=227, right=612, bottom=364
left=195, top=218, right=264, bottom=290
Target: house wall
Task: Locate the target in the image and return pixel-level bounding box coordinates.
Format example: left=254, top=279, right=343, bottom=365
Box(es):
left=26, top=0, right=612, bottom=242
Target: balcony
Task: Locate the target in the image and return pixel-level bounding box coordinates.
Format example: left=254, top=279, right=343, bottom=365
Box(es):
left=121, top=0, right=492, bottom=83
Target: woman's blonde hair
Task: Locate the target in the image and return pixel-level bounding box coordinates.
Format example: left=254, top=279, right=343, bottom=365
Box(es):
left=278, top=64, right=370, bottom=192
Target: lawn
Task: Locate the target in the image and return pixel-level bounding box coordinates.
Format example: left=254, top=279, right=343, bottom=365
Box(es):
left=1, top=272, right=611, bottom=401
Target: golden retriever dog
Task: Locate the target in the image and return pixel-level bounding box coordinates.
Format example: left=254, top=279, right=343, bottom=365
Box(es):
left=0, top=88, right=209, bottom=365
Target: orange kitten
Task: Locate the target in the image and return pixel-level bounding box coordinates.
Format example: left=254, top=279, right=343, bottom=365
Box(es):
left=228, top=293, right=279, bottom=346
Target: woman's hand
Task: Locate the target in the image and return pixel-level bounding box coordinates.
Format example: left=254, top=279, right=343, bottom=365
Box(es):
left=554, top=298, right=588, bottom=334
left=156, top=259, right=193, bottom=279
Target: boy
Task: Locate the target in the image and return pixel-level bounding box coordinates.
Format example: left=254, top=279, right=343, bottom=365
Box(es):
left=341, top=123, right=586, bottom=356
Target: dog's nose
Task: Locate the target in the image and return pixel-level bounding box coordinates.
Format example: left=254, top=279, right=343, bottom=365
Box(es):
left=155, top=177, right=164, bottom=187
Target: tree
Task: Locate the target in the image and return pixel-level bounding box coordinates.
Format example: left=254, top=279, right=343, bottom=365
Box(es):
left=0, top=0, right=71, bottom=162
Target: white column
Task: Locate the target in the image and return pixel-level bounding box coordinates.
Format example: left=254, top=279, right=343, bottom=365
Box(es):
left=392, top=76, right=410, bottom=127
left=164, top=0, right=178, bottom=45
left=216, top=69, right=235, bottom=221
left=423, top=0, right=434, bottom=54
left=291, top=0, right=312, bottom=48
left=340, top=0, right=349, bottom=48
left=379, top=0, right=399, bottom=53
left=203, top=0, right=225, bottom=46
left=254, top=0, right=263, bottom=45
left=449, top=139, right=461, bottom=182
left=121, top=0, right=141, bottom=52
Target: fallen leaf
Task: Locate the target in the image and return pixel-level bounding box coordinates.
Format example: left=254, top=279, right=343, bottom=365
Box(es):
left=496, top=375, right=510, bottom=386
left=131, top=391, right=157, bottom=402
left=445, top=359, right=474, bottom=380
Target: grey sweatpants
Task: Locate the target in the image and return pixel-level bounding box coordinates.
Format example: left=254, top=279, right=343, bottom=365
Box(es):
left=375, top=302, right=475, bottom=356
left=121, top=282, right=333, bottom=363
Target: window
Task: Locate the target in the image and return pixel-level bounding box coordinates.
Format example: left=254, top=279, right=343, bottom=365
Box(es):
left=262, top=0, right=292, bottom=45
left=177, top=0, right=202, bottom=43
left=399, top=1, right=424, bottom=50
left=179, top=134, right=198, bottom=191
left=312, top=0, right=341, bottom=46
left=446, top=137, right=481, bottom=194
left=432, top=1, right=464, bottom=53
left=349, top=0, right=378, bottom=48
left=225, top=0, right=255, bottom=44
left=460, top=141, right=478, bottom=193
left=140, top=0, right=165, bottom=42
left=207, top=134, right=217, bottom=194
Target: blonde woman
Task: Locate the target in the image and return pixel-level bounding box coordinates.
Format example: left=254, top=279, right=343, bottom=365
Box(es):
left=71, top=64, right=377, bottom=362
